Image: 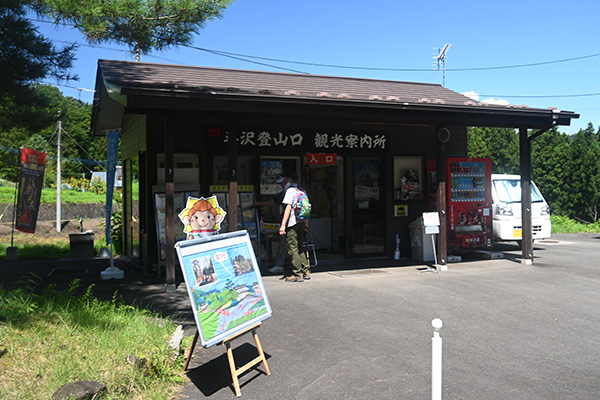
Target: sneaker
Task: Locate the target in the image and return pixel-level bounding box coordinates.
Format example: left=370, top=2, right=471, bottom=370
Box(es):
left=303, top=273, right=311, bottom=280
left=268, top=266, right=284, bottom=274
left=284, top=276, right=304, bottom=282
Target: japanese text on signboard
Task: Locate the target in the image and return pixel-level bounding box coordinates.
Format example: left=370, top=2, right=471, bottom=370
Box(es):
left=232, top=131, right=386, bottom=150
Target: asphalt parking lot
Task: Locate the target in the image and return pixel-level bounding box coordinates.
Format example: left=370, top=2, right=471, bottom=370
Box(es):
left=3, top=233, right=599, bottom=399
left=174, top=233, right=600, bottom=399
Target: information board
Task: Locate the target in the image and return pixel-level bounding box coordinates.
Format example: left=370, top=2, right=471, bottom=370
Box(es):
left=175, top=231, right=272, bottom=348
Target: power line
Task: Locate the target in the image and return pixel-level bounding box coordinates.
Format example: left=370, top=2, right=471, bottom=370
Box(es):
left=29, top=18, right=600, bottom=101
left=185, top=46, right=600, bottom=73
left=479, top=92, right=600, bottom=99
left=38, top=19, right=600, bottom=74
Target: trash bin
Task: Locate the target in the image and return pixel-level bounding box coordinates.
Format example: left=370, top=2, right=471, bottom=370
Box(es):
left=69, top=231, right=95, bottom=258
left=409, top=217, right=436, bottom=262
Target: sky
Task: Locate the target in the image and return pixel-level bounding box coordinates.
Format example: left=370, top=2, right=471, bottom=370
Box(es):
left=32, top=0, right=600, bottom=135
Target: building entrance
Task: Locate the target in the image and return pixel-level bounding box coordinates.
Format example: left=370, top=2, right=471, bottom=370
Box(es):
left=347, top=157, right=385, bottom=255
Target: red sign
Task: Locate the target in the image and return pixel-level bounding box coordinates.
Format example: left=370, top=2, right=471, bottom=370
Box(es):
left=306, top=153, right=337, bottom=165
left=323, top=153, right=337, bottom=165
left=15, top=148, right=47, bottom=233
left=307, top=153, right=322, bottom=164
left=207, top=128, right=221, bottom=138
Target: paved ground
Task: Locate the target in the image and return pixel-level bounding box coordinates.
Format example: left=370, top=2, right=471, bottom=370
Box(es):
left=2, top=233, right=600, bottom=399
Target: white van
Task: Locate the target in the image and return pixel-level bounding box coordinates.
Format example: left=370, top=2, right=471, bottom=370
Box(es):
left=491, top=174, right=551, bottom=244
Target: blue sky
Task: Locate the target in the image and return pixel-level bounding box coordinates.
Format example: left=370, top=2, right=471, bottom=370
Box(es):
left=34, top=0, right=599, bottom=134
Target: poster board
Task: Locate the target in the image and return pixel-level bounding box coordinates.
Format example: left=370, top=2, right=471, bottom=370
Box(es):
left=175, top=230, right=272, bottom=348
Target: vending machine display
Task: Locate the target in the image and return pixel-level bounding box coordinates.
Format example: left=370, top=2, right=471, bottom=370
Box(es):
left=446, top=157, right=493, bottom=253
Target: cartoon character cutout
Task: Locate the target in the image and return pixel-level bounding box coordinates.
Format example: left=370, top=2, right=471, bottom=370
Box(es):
left=178, top=196, right=227, bottom=239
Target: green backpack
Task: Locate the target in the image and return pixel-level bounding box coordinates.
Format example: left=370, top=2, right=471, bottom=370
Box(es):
left=293, top=188, right=312, bottom=220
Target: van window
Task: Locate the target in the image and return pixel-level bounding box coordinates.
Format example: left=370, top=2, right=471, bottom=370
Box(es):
left=493, top=179, right=544, bottom=203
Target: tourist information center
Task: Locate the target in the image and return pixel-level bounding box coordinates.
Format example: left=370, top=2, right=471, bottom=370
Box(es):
left=91, top=60, right=578, bottom=283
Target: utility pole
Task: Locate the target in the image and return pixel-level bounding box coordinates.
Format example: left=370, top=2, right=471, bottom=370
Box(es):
left=56, top=111, right=62, bottom=232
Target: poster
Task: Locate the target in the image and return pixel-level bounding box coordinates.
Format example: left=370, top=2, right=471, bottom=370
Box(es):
left=15, top=148, right=47, bottom=233
left=401, top=169, right=421, bottom=200
left=154, top=190, right=199, bottom=261
left=260, top=160, right=283, bottom=195
left=354, top=162, right=379, bottom=200
left=175, top=231, right=272, bottom=348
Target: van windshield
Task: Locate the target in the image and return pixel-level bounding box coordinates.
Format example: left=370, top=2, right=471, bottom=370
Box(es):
left=493, top=179, right=544, bottom=203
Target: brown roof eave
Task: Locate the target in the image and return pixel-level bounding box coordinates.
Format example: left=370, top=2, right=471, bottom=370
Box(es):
left=119, top=87, right=579, bottom=129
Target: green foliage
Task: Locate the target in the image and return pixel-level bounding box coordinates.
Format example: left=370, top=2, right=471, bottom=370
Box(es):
left=30, top=0, right=233, bottom=53
left=0, top=2, right=76, bottom=118
left=0, top=279, right=186, bottom=399
left=467, top=127, right=519, bottom=173
left=551, top=215, right=600, bottom=234
left=0, top=242, right=70, bottom=259
left=469, top=124, right=600, bottom=223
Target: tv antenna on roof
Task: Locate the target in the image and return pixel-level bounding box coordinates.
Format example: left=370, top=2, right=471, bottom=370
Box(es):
left=433, top=44, right=451, bottom=86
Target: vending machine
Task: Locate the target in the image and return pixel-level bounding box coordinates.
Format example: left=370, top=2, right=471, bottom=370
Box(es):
left=446, top=157, right=493, bottom=253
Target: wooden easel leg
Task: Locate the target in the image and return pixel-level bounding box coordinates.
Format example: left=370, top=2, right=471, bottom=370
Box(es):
left=225, top=341, right=242, bottom=397
left=183, top=330, right=199, bottom=372
left=252, top=328, right=270, bottom=376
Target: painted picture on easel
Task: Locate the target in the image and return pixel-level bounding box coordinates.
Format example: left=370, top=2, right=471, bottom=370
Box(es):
left=175, top=231, right=272, bottom=348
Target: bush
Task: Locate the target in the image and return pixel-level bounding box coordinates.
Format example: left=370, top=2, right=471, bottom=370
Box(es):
left=551, top=215, right=600, bottom=234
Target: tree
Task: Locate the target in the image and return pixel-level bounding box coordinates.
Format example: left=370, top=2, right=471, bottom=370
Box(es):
left=0, top=1, right=76, bottom=131
left=467, top=127, right=519, bottom=173
left=531, top=127, right=571, bottom=216
left=565, top=123, right=600, bottom=222
left=0, top=84, right=100, bottom=185
left=28, top=0, right=233, bottom=54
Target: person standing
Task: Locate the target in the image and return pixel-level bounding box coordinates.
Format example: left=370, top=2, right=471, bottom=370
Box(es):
left=253, top=176, right=290, bottom=275
left=279, top=170, right=310, bottom=282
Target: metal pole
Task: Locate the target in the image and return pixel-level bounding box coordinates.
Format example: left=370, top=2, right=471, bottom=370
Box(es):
left=56, top=112, right=62, bottom=232
left=432, top=318, right=443, bottom=400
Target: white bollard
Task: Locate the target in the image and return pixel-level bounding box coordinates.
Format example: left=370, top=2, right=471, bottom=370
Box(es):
left=431, top=318, right=443, bottom=400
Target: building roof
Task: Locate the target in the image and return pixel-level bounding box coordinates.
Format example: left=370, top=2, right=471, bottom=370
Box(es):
left=92, top=60, right=578, bottom=134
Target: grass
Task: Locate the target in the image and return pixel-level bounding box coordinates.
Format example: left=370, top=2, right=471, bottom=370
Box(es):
left=0, top=186, right=107, bottom=204
left=0, top=276, right=189, bottom=400
left=0, top=231, right=109, bottom=259
left=0, top=184, right=139, bottom=204
left=551, top=215, right=600, bottom=234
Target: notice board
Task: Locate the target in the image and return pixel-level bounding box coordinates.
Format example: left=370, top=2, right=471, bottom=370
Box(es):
left=175, top=230, right=272, bottom=348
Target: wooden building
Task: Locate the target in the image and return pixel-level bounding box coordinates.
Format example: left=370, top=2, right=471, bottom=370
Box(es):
left=91, top=60, right=578, bottom=284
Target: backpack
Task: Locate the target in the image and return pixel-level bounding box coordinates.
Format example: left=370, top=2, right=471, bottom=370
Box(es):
left=293, top=187, right=312, bottom=220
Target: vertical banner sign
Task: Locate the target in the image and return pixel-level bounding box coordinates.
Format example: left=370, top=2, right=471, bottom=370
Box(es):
left=105, top=130, right=120, bottom=246
left=15, top=148, right=47, bottom=233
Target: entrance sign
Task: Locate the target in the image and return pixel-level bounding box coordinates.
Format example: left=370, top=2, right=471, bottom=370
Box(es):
left=307, top=153, right=338, bottom=165
left=175, top=231, right=272, bottom=348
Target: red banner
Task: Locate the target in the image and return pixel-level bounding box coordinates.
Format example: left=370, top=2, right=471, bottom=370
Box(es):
left=15, top=148, right=47, bottom=233
left=306, top=153, right=337, bottom=165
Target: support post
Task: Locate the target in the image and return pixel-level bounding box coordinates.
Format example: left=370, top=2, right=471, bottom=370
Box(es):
left=56, top=113, right=62, bottom=232
left=436, top=133, right=447, bottom=266
left=165, top=114, right=176, bottom=291
left=228, top=127, right=238, bottom=231
left=432, top=318, right=443, bottom=400
left=519, top=127, right=533, bottom=264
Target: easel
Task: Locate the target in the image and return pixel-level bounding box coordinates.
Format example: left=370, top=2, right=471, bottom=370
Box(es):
left=183, top=322, right=271, bottom=397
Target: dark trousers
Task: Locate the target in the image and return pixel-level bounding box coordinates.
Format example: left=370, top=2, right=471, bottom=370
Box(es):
left=285, top=222, right=309, bottom=277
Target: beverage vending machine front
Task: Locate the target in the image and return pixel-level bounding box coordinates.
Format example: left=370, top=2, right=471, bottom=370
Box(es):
left=446, top=157, right=493, bottom=253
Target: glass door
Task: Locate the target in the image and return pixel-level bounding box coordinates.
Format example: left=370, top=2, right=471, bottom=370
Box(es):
left=347, top=157, right=385, bottom=255
left=124, top=156, right=140, bottom=264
